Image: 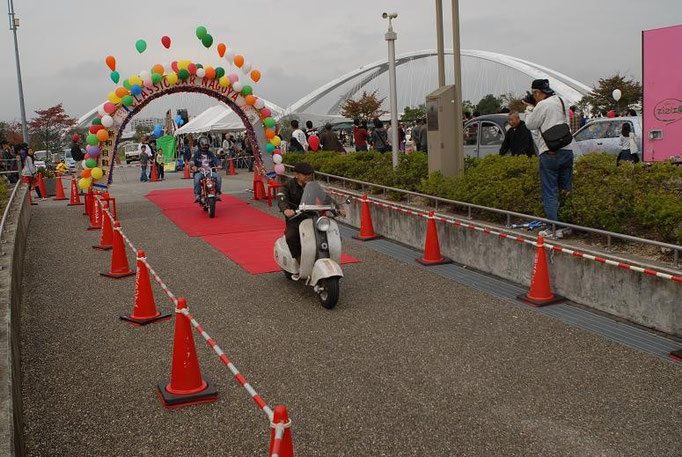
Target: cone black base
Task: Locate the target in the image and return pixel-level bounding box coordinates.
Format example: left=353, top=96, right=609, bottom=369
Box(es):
left=87, top=226, right=101, bottom=231
left=416, top=256, right=452, bottom=267
left=670, top=349, right=682, bottom=362
left=92, top=245, right=113, bottom=251
left=100, top=270, right=136, bottom=279
left=353, top=234, right=381, bottom=241
left=120, top=312, right=171, bottom=326
left=157, top=380, right=218, bottom=409
left=517, top=293, right=565, bottom=308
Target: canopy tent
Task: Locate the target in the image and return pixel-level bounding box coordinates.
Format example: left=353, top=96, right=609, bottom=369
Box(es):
left=174, top=100, right=285, bottom=136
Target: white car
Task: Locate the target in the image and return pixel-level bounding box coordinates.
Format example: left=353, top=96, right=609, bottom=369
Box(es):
left=122, top=143, right=141, bottom=164
left=573, top=116, right=643, bottom=157
left=33, top=150, right=47, bottom=169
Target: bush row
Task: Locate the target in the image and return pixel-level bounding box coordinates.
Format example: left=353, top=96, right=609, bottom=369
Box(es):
left=283, top=151, right=682, bottom=243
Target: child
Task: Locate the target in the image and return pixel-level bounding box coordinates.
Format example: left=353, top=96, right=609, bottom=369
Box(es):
left=22, top=148, right=45, bottom=200
left=139, top=145, right=149, bottom=182
left=56, top=158, right=69, bottom=175
left=155, top=147, right=165, bottom=180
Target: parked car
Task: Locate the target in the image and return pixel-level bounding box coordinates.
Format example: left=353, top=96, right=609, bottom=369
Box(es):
left=33, top=150, right=47, bottom=169
left=122, top=142, right=141, bottom=164
left=573, top=116, right=642, bottom=157
left=62, top=148, right=77, bottom=170
left=463, top=114, right=510, bottom=158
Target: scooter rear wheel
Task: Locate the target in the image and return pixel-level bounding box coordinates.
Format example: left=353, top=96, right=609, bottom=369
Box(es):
left=318, top=277, right=340, bottom=309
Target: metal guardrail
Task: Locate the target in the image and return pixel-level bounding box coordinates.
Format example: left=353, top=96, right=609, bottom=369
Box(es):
left=283, top=164, right=682, bottom=266
left=0, top=180, right=21, bottom=239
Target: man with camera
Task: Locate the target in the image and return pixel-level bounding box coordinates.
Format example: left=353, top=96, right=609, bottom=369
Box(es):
left=523, top=79, right=574, bottom=224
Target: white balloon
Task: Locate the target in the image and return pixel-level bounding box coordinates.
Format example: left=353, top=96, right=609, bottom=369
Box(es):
left=241, top=62, right=252, bottom=74
left=140, top=70, right=150, bottom=80
left=254, top=98, right=265, bottom=109
left=144, top=77, right=154, bottom=88
left=236, top=95, right=246, bottom=107
left=273, top=154, right=283, bottom=164
left=101, top=115, right=114, bottom=128
left=97, top=103, right=107, bottom=116
left=196, top=68, right=206, bottom=78
left=225, top=48, right=235, bottom=61
left=612, top=89, right=622, bottom=102
left=232, top=80, right=243, bottom=92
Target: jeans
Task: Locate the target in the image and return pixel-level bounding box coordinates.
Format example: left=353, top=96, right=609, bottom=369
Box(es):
left=194, top=171, right=222, bottom=195
left=539, top=149, right=573, bottom=221
left=140, top=166, right=148, bottom=181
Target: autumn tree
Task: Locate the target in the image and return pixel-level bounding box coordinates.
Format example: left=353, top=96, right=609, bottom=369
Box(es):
left=0, top=121, right=24, bottom=144
left=400, top=104, right=425, bottom=122
left=340, top=90, right=386, bottom=122
left=580, top=73, right=642, bottom=116
left=28, top=103, right=76, bottom=160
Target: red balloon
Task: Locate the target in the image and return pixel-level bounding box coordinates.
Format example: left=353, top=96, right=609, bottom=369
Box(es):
left=308, top=135, right=320, bottom=151
left=188, top=63, right=197, bottom=76
left=171, top=61, right=179, bottom=73
left=72, top=134, right=81, bottom=142
left=217, top=43, right=226, bottom=58
left=260, top=108, right=272, bottom=118
left=161, top=35, right=171, bottom=49
left=89, top=125, right=103, bottom=134
left=607, top=110, right=616, bottom=118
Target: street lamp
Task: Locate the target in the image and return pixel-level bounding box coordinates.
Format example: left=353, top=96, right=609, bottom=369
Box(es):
left=7, top=0, right=29, bottom=143
left=382, top=12, right=400, bottom=168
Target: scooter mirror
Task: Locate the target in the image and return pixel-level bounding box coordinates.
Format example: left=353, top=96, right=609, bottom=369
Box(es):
left=345, top=197, right=352, bottom=204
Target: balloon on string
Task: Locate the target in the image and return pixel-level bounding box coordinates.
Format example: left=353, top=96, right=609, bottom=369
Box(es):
left=273, top=154, right=283, bottom=165
left=266, top=143, right=275, bottom=153
left=245, top=95, right=256, bottom=106
left=103, top=102, right=116, bottom=114
left=144, top=77, right=153, bottom=89
left=228, top=73, right=239, bottom=84
left=171, top=61, right=179, bottom=73
left=232, top=80, right=243, bottom=92
left=265, top=129, right=275, bottom=139
left=97, top=104, right=107, bottom=116
left=115, top=87, right=129, bottom=98
left=105, top=56, right=116, bottom=71
left=196, top=63, right=203, bottom=69
left=273, top=149, right=281, bottom=155
left=217, top=43, right=226, bottom=57
left=250, top=70, right=261, bottom=83
left=107, top=92, right=121, bottom=104
left=96, top=129, right=109, bottom=142
left=166, top=73, right=178, bottom=85
left=89, top=125, right=102, bottom=134
left=130, top=84, right=142, bottom=96
left=260, top=108, right=272, bottom=118
left=263, top=117, right=276, bottom=129
left=188, top=63, right=197, bottom=75
left=241, top=85, right=252, bottom=96
left=274, top=163, right=285, bottom=175
left=86, top=145, right=100, bottom=156
left=254, top=98, right=265, bottom=110
left=196, top=26, right=207, bottom=40
left=152, top=64, right=164, bottom=75
left=85, top=158, right=97, bottom=168
left=161, top=35, right=171, bottom=49
left=123, top=79, right=132, bottom=90
left=233, top=55, right=244, bottom=67
left=101, top=115, right=114, bottom=128
left=129, top=75, right=142, bottom=86
left=196, top=68, right=206, bottom=78
left=110, top=71, right=120, bottom=84
left=79, top=178, right=92, bottom=190
left=204, top=66, right=216, bottom=79
left=81, top=168, right=92, bottom=179
left=122, top=95, right=135, bottom=107
left=91, top=167, right=103, bottom=180
left=91, top=118, right=101, bottom=125
left=270, top=136, right=281, bottom=147
left=219, top=76, right=230, bottom=87
left=215, top=67, right=225, bottom=79
left=178, top=60, right=190, bottom=70
left=135, top=39, right=147, bottom=54
left=151, top=73, right=162, bottom=84
left=202, top=34, right=213, bottom=48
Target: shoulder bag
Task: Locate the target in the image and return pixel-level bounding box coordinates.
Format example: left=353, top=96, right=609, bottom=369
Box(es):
left=540, top=96, right=573, bottom=152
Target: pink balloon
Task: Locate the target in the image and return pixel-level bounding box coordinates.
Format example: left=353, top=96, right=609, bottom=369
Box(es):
left=260, top=108, right=272, bottom=118
left=228, top=73, right=239, bottom=84
left=274, top=163, right=285, bottom=175
left=144, top=77, right=153, bottom=88
left=103, top=102, right=116, bottom=114
left=273, top=149, right=281, bottom=155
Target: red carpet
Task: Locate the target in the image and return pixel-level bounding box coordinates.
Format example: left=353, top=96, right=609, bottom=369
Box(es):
left=146, top=189, right=359, bottom=274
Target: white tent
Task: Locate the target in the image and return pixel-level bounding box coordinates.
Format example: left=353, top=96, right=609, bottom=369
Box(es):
left=174, top=101, right=285, bottom=136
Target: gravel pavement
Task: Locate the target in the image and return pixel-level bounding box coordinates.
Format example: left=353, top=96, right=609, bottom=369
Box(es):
left=20, top=166, right=682, bottom=456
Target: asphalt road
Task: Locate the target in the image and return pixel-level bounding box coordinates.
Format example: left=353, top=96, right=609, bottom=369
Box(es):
left=20, top=165, right=682, bottom=456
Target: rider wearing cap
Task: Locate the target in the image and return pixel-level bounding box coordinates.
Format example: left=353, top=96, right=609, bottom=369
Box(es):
left=277, top=162, right=314, bottom=263
left=192, top=136, right=223, bottom=202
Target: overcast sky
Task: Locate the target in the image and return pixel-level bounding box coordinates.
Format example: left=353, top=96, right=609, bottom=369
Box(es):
left=1, top=0, right=680, bottom=121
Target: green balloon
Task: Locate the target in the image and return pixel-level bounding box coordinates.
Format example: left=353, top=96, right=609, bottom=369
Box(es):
left=196, top=26, right=207, bottom=40
left=196, top=63, right=203, bottom=69
left=263, top=117, right=275, bottom=129
left=215, top=67, right=225, bottom=79
left=178, top=69, right=190, bottom=80
left=151, top=73, right=162, bottom=84
left=266, top=143, right=275, bottom=153
left=86, top=134, right=99, bottom=146
left=92, top=118, right=102, bottom=125
left=85, top=158, right=97, bottom=168
left=123, top=79, right=132, bottom=90
left=201, top=34, right=213, bottom=48
left=110, top=71, right=120, bottom=84
left=122, top=95, right=134, bottom=107
left=135, top=39, right=147, bottom=54
left=241, top=85, right=252, bottom=96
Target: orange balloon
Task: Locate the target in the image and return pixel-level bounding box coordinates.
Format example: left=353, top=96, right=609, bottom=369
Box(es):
left=82, top=168, right=92, bottom=179
left=204, top=66, right=216, bottom=79
left=96, top=129, right=109, bottom=142
left=152, top=64, right=165, bottom=75
left=233, top=55, right=244, bottom=68
left=217, top=43, right=226, bottom=58
left=105, top=56, right=116, bottom=71
left=245, top=95, right=256, bottom=106
left=115, top=87, right=129, bottom=98
left=250, top=70, right=261, bottom=83
left=265, top=128, right=275, bottom=139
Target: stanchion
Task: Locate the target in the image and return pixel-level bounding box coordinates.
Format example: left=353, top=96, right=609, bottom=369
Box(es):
left=83, top=189, right=92, bottom=215
left=120, top=250, right=171, bottom=326
left=269, top=405, right=294, bottom=457
left=253, top=168, right=266, bottom=200
left=88, top=195, right=102, bottom=231
left=416, top=212, right=451, bottom=266
left=353, top=194, right=380, bottom=241
left=67, top=177, right=83, bottom=206
left=517, top=235, right=564, bottom=307
left=54, top=175, right=67, bottom=201
left=92, top=203, right=113, bottom=251
left=100, top=221, right=135, bottom=279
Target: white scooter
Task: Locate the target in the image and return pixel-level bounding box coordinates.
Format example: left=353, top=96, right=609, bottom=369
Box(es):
left=274, top=181, right=347, bottom=309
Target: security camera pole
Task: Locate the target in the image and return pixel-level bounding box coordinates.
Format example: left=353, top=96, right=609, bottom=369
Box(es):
left=383, top=12, right=400, bottom=168
left=7, top=0, right=29, bottom=143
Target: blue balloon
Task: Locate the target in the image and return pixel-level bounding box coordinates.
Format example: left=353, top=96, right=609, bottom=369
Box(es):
left=130, top=84, right=142, bottom=96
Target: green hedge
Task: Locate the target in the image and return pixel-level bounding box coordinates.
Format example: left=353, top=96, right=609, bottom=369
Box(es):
left=283, top=151, right=682, bottom=243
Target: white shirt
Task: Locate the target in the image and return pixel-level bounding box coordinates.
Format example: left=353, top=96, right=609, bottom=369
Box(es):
left=619, top=133, right=636, bottom=150
left=292, top=129, right=309, bottom=152
left=524, top=95, right=573, bottom=154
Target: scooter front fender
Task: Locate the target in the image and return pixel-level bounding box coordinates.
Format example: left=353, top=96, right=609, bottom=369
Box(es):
left=309, top=258, right=343, bottom=287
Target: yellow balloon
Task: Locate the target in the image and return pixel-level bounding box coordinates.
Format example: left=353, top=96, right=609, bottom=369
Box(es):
left=178, top=60, right=190, bottom=70
left=270, top=136, right=281, bottom=147
left=166, top=73, right=178, bottom=85
left=218, top=76, right=230, bottom=87
left=129, top=75, right=143, bottom=86
left=107, top=92, right=121, bottom=104
left=91, top=167, right=103, bottom=180
left=78, top=177, right=92, bottom=190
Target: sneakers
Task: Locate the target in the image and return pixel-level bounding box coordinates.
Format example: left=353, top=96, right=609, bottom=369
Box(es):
left=194, top=195, right=200, bottom=203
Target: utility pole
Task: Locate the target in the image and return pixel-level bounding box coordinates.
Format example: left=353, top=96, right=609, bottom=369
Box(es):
left=383, top=12, right=399, bottom=168
left=435, top=0, right=446, bottom=88
left=8, top=0, right=29, bottom=143
left=451, top=0, right=464, bottom=164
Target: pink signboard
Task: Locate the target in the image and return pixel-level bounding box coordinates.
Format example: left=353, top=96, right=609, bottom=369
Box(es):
left=643, top=24, right=682, bottom=162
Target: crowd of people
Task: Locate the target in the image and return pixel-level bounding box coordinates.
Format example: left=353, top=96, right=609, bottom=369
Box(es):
left=0, top=139, right=47, bottom=200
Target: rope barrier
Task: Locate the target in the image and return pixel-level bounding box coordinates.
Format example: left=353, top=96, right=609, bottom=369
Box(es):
left=269, top=422, right=287, bottom=457
left=140, top=258, right=179, bottom=306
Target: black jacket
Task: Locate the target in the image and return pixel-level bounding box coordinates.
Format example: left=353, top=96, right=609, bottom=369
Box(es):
left=499, top=121, right=535, bottom=158
left=277, top=177, right=304, bottom=216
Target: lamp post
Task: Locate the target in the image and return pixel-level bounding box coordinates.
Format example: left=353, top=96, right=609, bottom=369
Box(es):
left=383, top=12, right=399, bottom=168
left=451, top=0, right=464, bottom=165
left=435, top=0, right=446, bottom=88
left=7, top=0, right=29, bottom=143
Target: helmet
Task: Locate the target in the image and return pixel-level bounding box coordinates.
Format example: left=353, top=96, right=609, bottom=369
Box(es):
left=198, top=136, right=210, bottom=151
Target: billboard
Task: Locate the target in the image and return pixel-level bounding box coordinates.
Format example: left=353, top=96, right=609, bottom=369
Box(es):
left=643, top=24, right=682, bottom=162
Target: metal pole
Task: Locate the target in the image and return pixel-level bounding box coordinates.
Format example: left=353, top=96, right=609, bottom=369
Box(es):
left=435, top=0, right=446, bottom=88
left=385, top=15, right=399, bottom=168
left=451, top=0, right=464, bottom=175
left=7, top=0, right=28, bottom=143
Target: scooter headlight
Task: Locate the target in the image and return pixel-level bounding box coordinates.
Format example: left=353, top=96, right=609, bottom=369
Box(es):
left=316, top=216, right=331, bottom=232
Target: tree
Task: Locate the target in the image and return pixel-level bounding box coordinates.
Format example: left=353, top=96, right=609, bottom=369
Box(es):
left=28, top=103, right=75, bottom=160
left=133, top=125, right=152, bottom=143
left=475, top=94, right=503, bottom=115
left=0, top=121, right=24, bottom=144
left=462, top=100, right=475, bottom=114
left=580, top=73, right=642, bottom=116
left=340, top=90, right=386, bottom=122
left=401, top=104, right=425, bottom=122
left=500, top=93, right=526, bottom=113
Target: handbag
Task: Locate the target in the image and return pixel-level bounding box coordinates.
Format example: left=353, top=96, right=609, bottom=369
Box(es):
left=540, top=96, right=573, bottom=152
left=629, top=134, right=639, bottom=155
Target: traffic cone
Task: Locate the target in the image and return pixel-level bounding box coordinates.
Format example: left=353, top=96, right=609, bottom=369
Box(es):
left=120, top=250, right=171, bottom=326
left=517, top=235, right=565, bottom=307
left=84, top=190, right=92, bottom=215
left=157, top=297, right=218, bottom=408
left=67, top=177, right=83, bottom=206
left=182, top=162, right=191, bottom=179
left=151, top=163, right=158, bottom=182
left=37, top=172, right=47, bottom=198
left=269, top=405, right=295, bottom=457
left=100, top=221, right=135, bottom=279
left=88, top=196, right=102, bottom=231
left=54, top=175, right=67, bottom=201
left=93, top=203, right=113, bottom=251
left=353, top=194, right=380, bottom=241
left=416, top=212, right=452, bottom=266
left=227, top=157, right=237, bottom=175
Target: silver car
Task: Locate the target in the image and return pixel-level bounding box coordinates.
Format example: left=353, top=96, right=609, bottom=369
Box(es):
left=463, top=114, right=509, bottom=158
left=573, top=116, right=642, bottom=157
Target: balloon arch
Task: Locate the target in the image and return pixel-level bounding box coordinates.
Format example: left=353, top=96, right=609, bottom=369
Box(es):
left=79, top=26, right=283, bottom=190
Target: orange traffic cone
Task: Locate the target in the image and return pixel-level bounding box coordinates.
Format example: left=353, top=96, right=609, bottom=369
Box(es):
left=120, top=250, right=171, bottom=326
left=517, top=235, right=564, bottom=307
left=416, top=212, right=452, bottom=266
left=227, top=157, right=237, bottom=175
left=93, top=203, right=113, bottom=251
left=353, top=194, right=380, bottom=241
left=88, top=196, right=102, bottom=231
left=253, top=168, right=266, bottom=200
left=67, top=177, right=83, bottom=206
left=84, top=190, right=92, bottom=215
left=269, top=405, right=295, bottom=457
left=37, top=172, right=47, bottom=198
left=182, top=162, right=191, bottom=179
left=157, top=297, right=218, bottom=408
left=100, top=221, right=135, bottom=279
left=54, top=175, right=67, bottom=201
left=151, top=163, right=158, bottom=182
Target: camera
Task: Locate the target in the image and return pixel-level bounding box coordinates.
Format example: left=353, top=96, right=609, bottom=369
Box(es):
left=382, top=12, right=398, bottom=19
left=522, top=91, right=536, bottom=106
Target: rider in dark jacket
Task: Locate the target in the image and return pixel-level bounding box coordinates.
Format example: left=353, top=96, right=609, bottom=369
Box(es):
left=192, top=136, right=222, bottom=202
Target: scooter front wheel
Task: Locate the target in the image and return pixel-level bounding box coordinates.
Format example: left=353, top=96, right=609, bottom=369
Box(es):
left=208, top=197, right=216, bottom=218
left=318, top=277, right=340, bottom=309
left=284, top=270, right=294, bottom=280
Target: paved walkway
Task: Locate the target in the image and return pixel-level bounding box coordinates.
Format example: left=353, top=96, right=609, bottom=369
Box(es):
left=20, top=166, right=682, bottom=456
